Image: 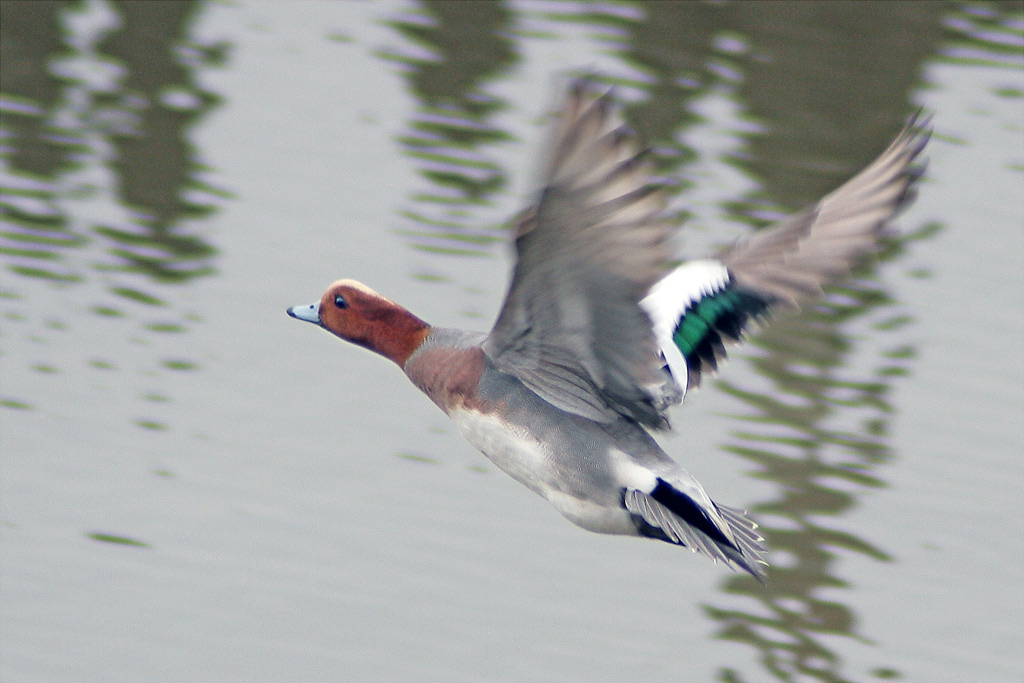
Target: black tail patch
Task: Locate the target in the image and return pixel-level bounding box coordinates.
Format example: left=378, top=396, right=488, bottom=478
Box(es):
left=649, top=478, right=735, bottom=550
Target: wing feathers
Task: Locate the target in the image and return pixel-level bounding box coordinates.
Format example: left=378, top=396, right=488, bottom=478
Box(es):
left=722, top=118, right=929, bottom=308
left=485, top=80, right=677, bottom=428
left=489, top=80, right=928, bottom=428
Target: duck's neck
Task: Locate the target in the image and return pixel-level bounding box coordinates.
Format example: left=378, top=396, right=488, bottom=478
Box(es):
left=355, top=303, right=431, bottom=368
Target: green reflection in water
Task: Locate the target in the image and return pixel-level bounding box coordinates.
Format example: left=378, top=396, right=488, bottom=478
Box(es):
left=380, top=0, right=517, bottom=256
left=0, top=0, right=226, bottom=423
left=86, top=531, right=151, bottom=548
left=0, top=397, right=34, bottom=410
left=1, top=0, right=223, bottom=290
left=395, top=451, right=442, bottom=465
left=161, top=358, right=199, bottom=371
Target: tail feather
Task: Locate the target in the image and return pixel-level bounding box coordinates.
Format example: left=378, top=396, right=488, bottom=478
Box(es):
left=624, top=482, right=768, bottom=581
left=717, top=504, right=768, bottom=573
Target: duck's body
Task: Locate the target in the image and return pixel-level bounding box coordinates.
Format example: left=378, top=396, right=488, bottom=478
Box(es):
left=289, top=81, right=928, bottom=581
left=401, top=325, right=764, bottom=573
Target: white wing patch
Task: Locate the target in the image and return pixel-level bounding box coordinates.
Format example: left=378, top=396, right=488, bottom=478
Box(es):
left=640, top=259, right=730, bottom=395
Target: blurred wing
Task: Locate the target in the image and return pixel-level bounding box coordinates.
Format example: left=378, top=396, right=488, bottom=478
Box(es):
left=483, top=81, right=679, bottom=429
left=722, top=115, right=930, bottom=306
left=642, top=115, right=930, bottom=394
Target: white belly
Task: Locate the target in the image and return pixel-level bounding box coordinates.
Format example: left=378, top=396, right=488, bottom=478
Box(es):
left=449, top=409, right=642, bottom=536
left=450, top=408, right=551, bottom=497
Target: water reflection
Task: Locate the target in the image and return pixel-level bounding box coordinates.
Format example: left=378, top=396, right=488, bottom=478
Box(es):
left=378, top=1, right=964, bottom=681
left=0, top=0, right=224, bottom=415
left=381, top=1, right=517, bottom=258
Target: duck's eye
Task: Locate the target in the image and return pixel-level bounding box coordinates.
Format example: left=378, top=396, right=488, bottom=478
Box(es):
left=334, top=294, right=349, bottom=309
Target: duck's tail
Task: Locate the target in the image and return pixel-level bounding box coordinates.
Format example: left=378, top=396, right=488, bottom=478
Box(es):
left=624, top=478, right=768, bottom=581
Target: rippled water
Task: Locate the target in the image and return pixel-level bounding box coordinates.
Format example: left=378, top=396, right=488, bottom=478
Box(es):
left=2, top=2, right=1022, bottom=682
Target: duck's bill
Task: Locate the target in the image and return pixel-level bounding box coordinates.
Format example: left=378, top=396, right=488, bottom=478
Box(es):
left=287, top=302, right=321, bottom=324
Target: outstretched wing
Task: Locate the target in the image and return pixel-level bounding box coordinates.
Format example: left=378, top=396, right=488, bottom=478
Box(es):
left=641, top=116, right=930, bottom=395
left=484, top=81, right=679, bottom=429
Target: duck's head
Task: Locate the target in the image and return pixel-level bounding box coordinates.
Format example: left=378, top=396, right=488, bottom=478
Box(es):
left=288, top=279, right=430, bottom=366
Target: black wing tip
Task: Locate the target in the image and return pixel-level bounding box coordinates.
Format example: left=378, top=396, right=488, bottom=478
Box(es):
left=901, top=110, right=933, bottom=168
left=568, top=75, right=615, bottom=105
left=906, top=107, right=934, bottom=133
left=892, top=112, right=932, bottom=213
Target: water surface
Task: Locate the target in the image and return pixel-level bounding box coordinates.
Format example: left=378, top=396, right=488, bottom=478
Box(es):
left=2, top=2, right=1022, bottom=681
